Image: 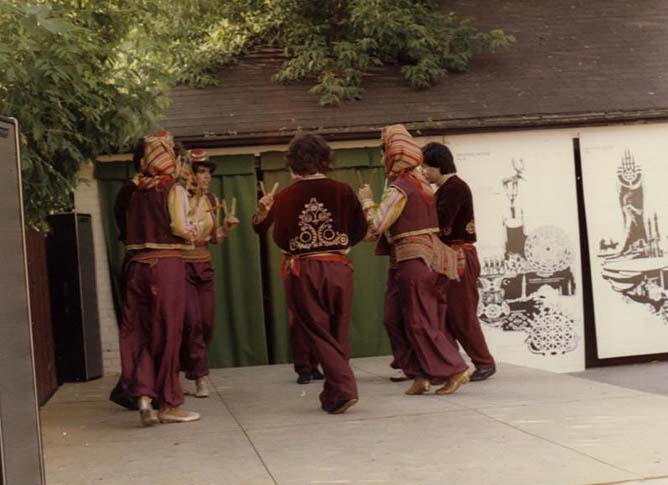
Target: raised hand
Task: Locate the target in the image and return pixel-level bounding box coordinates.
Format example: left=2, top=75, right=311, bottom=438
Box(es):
left=258, top=181, right=279, bottom=214
left=358, top=183, right=374, bottom=202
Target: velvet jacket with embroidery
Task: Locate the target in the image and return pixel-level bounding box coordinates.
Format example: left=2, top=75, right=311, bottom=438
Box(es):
left=435, top=175, right=477, bottom=244
left=252, top=177, right=367, bottom=255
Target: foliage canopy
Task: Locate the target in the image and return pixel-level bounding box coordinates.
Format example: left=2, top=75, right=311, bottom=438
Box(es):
left=0, top=1, right=513, bottom=228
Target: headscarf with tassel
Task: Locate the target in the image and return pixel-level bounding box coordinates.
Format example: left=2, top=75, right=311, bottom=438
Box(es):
left=381, top=124, right=433, bottom=200
left=133, top=130, right=180, bottom=190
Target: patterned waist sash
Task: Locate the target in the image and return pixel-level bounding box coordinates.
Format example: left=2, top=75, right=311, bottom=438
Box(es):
left=182, top=246, right=211, bottom=262
left=390, top=234, right=460, bottom=280
left=129, top=248, right=188, bottom=264
left=448, top=242, right=475, bottom=251
left=448, top=242, right=475, bottom=277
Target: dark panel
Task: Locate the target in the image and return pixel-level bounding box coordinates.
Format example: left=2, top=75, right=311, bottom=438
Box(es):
left=25, top=229, right=58, bottom=405
left=47, top=213, right=103, bottom=382
left=76, top=214, right=103, bottom=379
left=0, top=117, right=44, bottom=483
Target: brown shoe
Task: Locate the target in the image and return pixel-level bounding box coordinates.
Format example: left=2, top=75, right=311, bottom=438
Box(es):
left=435, top=370, right=470, bottom=395
left=405, top=377, right=431, bottom=395
left=158, top=406, right=201, bottom=424
left=328, top=398, right=358, bottom=415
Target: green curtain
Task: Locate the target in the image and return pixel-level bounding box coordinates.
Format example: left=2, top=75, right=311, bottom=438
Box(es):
left=95, top=161, right=132, bottom=323
left=259, top=148, right=391, bottom=364
left=95, top=155, right=269, bottom=368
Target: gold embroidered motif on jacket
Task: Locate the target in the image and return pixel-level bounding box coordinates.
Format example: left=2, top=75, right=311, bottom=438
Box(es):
left=466, top=221, right=476, bottom=234
left=289, top=198, right=349, bottom=251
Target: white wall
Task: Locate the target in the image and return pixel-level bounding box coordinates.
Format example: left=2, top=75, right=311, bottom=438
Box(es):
left=74, top=163, right=120, bottom=375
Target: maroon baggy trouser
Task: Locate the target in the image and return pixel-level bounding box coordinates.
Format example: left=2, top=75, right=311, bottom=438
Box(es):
left=445, top=247, right=495, bottom=369
left=384, top=258, right=468, bottom=380
left=283, top=259, right=358, bottom=411
left=289, top=311, right=320, bottom=376
left=181, top=260, right=216, bottom=380
left=119, top=257, right=186, bottom=407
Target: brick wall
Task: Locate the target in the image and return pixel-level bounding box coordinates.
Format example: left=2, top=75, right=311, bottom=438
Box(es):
left=74, top=163, right=120, bottom=375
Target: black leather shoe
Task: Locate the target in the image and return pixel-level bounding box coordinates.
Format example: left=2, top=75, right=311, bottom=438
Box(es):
left=297, top=373, right=312, bottom=384
left=311, top=368, right=325, bottom=380
left=109, top=385, right=137, bottom=410
left=470, top=367, right=496, bottom=382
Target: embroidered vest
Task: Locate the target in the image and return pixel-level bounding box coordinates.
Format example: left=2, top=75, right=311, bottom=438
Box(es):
left=125, top=179, right=193, bottom=251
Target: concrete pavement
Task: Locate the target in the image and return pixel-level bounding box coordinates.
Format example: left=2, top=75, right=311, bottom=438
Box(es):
left=41, top=357, right=668, bottom=484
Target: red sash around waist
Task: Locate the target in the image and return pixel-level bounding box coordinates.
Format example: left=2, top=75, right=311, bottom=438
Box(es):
left=281, top=252, right=352, bottom=278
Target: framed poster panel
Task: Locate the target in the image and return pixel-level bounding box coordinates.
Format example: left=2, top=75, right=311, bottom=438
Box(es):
left=580, top=123, right=668, bottom=359
left=422, top=129, right=585, bottom=372
left=0, top=116, right=45, bottom=484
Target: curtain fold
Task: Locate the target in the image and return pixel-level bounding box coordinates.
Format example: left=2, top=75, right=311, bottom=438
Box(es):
left=258, top=148, right=390, bottom=363
left=95, top=155, right=269, bottom=368
left=95, top=147, right=390, bottom=368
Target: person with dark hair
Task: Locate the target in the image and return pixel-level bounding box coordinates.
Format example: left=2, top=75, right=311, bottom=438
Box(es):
left=180, top=148, right=239, bottom=398
left=422, top=142, right=496, bottom=382
left=119, top=130, right=201, bottom=426
left=252, top=133, right=367, bottom=414
left=358, top=125, right=469, bottom=396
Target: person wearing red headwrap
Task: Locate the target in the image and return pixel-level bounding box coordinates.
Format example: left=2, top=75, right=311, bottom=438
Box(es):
left=118, top=130, right=201, bottom=426
left=358, top=125, right=469, bottom=396
left=180, top=149, right=239, bottom=398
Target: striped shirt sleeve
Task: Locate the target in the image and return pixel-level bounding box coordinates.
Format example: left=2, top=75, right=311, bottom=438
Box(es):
left=168, top=184, right=197, bottom=240
left=362, top=186, right=407, bottom=236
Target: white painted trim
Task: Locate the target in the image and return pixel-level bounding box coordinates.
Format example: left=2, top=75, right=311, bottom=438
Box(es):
left=96, top=139, right=382, bottom=162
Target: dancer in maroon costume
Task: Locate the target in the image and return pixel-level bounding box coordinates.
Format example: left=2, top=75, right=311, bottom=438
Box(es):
left=422, top=142, right=496, bottom=381
left=180, top=149, right=239, bottom=398
left=253, top=133, right=367, bottom=414
left=358, top=125, right=469, bottom=396
left=119, top=130, right=201, bottom=426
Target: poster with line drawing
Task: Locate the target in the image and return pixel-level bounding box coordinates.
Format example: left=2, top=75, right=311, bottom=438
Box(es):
left=430, top=130, right=585, bottom=372
left=580, top=124, right=668, bottom=359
